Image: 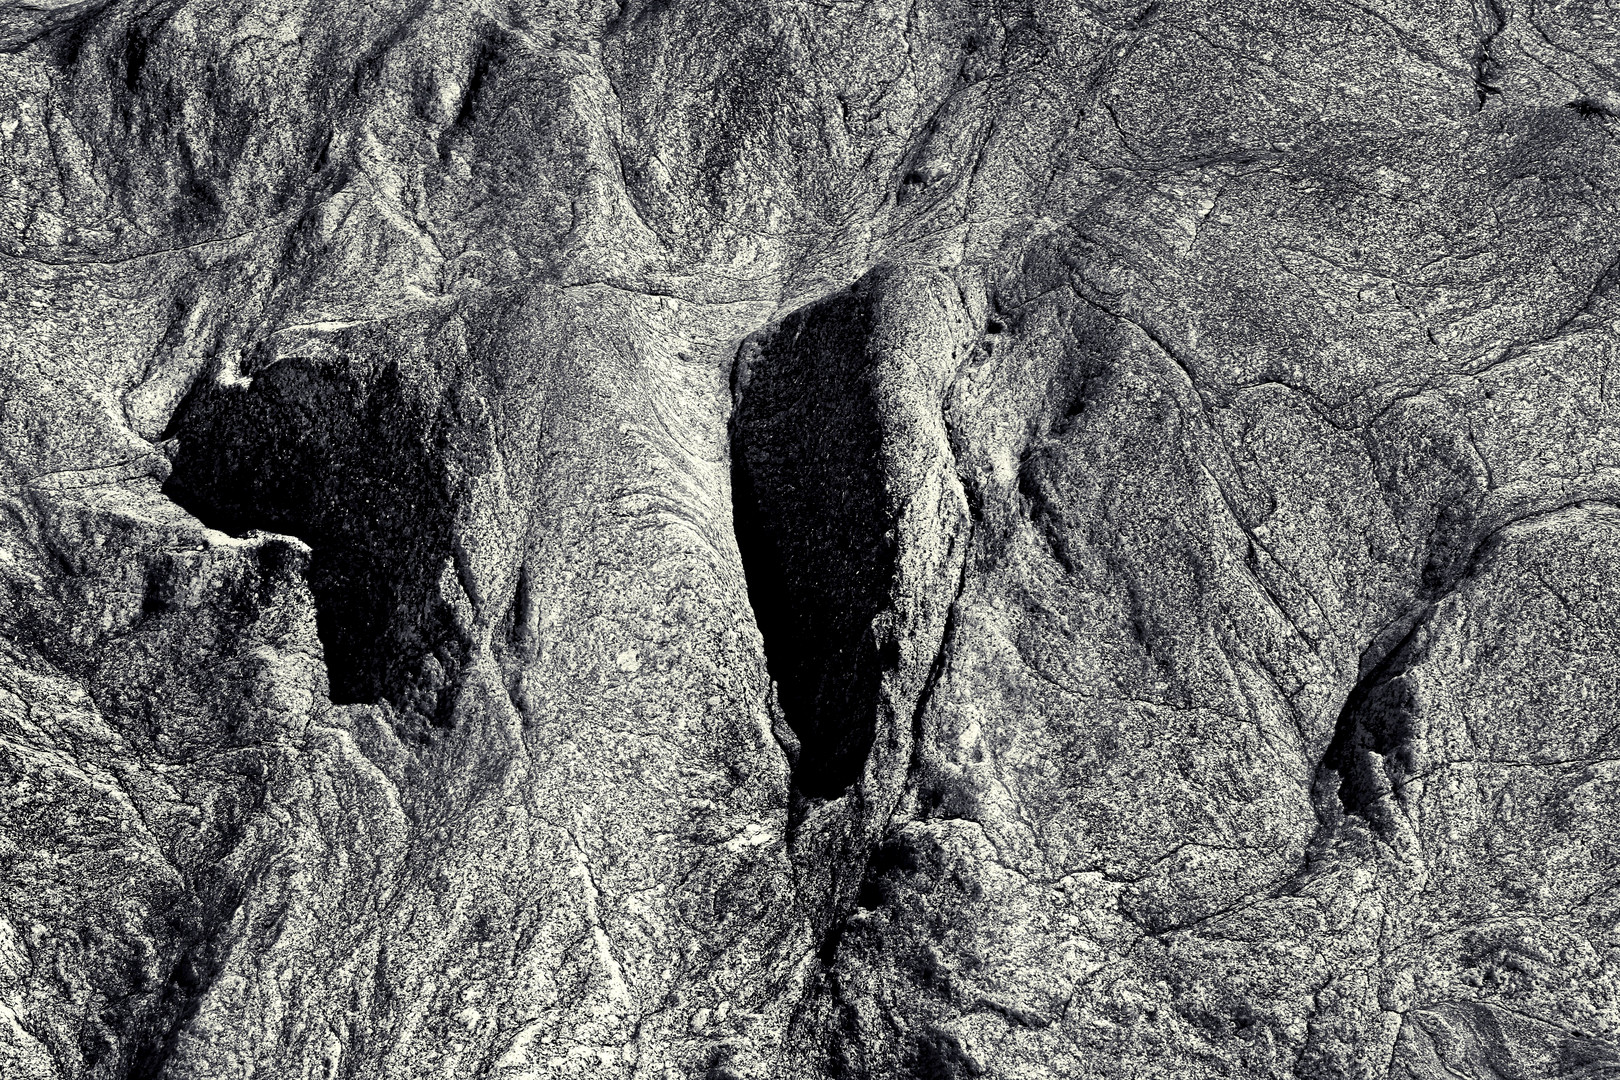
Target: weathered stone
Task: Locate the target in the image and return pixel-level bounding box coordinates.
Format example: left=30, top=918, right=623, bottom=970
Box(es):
left=3, top=0, right=1619, bottom=1076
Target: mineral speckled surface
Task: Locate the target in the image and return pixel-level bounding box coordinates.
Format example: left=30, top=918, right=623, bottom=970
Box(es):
left=2, top=0, right=1620, bottom=1076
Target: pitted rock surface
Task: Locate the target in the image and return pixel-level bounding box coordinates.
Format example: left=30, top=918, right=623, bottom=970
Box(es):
left=3, top=1, right=1620, bottom=1077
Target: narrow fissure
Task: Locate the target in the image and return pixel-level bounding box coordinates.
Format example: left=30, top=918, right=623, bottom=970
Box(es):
left=728, top=286, right=892, bottom=800
left=1314, top=623, right=1427, bottom=840
left=125, top=924, right=231, bottom=1080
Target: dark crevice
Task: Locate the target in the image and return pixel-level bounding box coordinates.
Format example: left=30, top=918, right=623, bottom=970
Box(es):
left=51, top=19, right=93, bottom=68
left=310, top=126, right=335, bottom=174
left=118, top=831, right=250, bottom=1080
left=1471, top=0, right=1506, bottom=108
left=1567, top=97, right=1614, bottom=118
left=456, top=29, right=506, bottom=128
left=909, top=1027, right=987, bottom=1079
left=506, top=556, right=539, bottom=661
left=126, top=937, right=221, bottom=1080
left=1314, top=623, right=1426, bottom=840
left=163, top=352, right=466, bottom=730
left=729, top=286, right=892, bottom=800
left=1308, top=500, right=1574, bottom=844
left=434, top=23, right=512, bottom=158
left=854, top=835, right=927, bottom=911
left=890, top=519, right=972, bottom=833
left=122, top=22, right=150, bottom=91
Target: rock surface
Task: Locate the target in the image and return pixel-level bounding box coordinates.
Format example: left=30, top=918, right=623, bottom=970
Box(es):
left=3, top=0, right=1620, bottom=1076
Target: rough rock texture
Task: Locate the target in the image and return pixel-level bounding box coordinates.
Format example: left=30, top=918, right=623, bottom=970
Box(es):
left=3, top=0, right=1620, bottom=1076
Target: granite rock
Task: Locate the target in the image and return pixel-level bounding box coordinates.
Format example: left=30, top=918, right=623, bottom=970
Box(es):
left=2, top=0, right=1619, bottom=1076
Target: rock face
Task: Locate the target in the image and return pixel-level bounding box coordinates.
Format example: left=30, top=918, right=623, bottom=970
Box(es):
left=3, top=0, right=1620, bottom=1076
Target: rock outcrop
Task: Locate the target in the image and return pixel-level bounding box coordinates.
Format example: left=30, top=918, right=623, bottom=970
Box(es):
left=3, top=0, right=1620, bottom=1076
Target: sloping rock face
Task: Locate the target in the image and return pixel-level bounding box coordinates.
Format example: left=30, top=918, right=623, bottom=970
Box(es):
left=3, top=0, right=1620, bottom=1076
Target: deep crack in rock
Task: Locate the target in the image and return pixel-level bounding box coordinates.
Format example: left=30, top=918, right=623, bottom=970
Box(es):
left=163, top=353, right=467, bottom=729
left=730, top=286, right=894, bottom=801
